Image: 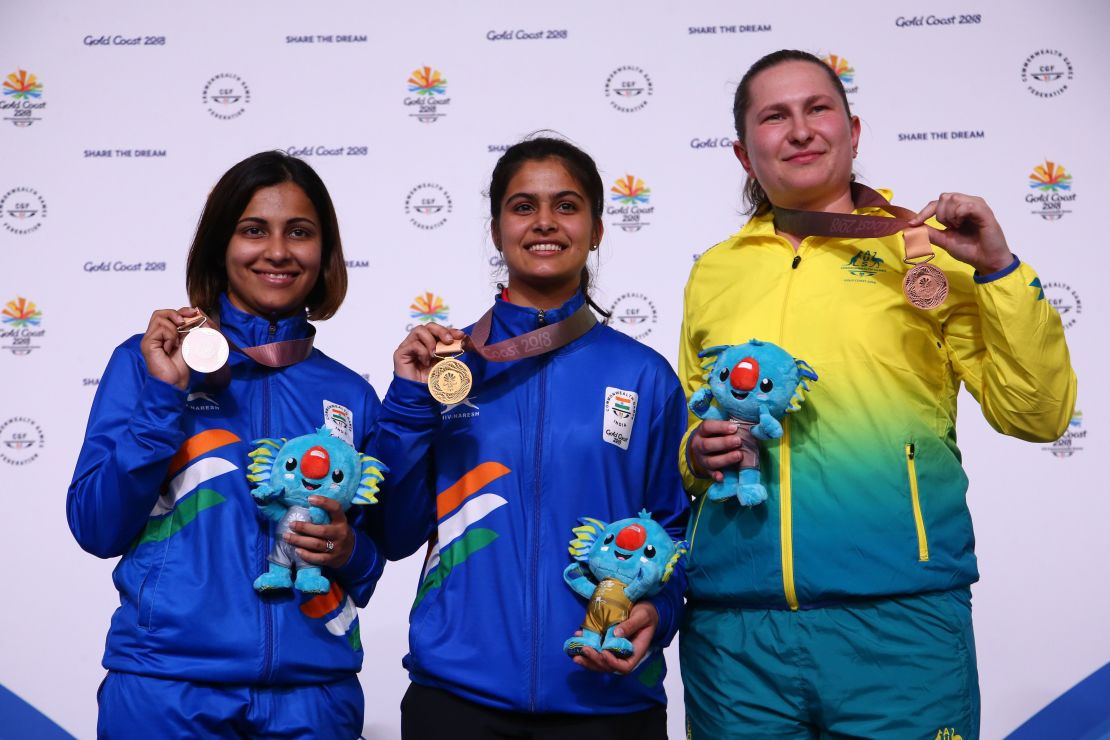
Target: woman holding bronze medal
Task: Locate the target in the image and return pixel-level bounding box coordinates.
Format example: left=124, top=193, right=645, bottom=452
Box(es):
left=678, top=50, right=1077, bottom=739
left=68, top=151, right=384, bottom=737
left=370, top=137, right=689, bottom=738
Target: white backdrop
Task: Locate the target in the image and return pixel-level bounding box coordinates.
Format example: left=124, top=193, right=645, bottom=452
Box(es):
left=2, top=1, right=1106, bottom=738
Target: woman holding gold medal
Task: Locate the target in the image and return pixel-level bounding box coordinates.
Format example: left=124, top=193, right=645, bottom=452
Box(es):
left=370, top=137, right=689, bottom=738
left=678, top=50, right=1078, bottom=739
left=68, top=151, right=384, bottom=737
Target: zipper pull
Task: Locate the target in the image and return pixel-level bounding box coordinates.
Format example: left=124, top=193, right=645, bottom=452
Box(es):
left=537, top=309, right=546, bottom=326
left=907, top=443, right=916, bottom=460
left=791, top=255, right=801, bottom=270
left=268, top=321, right=277, bottom=337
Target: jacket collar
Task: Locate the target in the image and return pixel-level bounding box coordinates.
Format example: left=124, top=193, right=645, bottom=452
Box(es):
left=488, top=291, right=587, bottom=342
left=217, top=294, right=312, bottom=348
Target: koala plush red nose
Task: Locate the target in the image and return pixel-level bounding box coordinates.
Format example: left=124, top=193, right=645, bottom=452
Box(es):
left=300, top=446, right=330, bottom=479
left=616, top=524, right=647, bottom=550
left=730, top=357, right=760, bottom=391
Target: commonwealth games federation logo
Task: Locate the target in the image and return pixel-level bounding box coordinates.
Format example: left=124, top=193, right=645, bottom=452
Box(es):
left=1021, top=49, right=1073, bottom=98
left=607, top=293, right=658, bottom=340
left=0, top=187, right=47, bottom=234
left=2, top=69, right=45, bottom=127
left=405, top=183, right=453, bottom=230
left=605, top=66, right=653, bottom=113
left=1043, top=282, right=1081, bottom=330
left=1026, top=160, right=1075, bottom=220
left=607, top=175, right=654, bottom=232
left=203, top=73, right=251, bottom=119
left=405, top=66, right=450, bottom=123
left=0, top=416, right=44, bottom=465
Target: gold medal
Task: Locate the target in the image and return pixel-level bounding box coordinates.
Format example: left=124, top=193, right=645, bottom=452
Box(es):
left=428, top=356, right=472, bottom=405
left=903, top=263, right=949, bottom=310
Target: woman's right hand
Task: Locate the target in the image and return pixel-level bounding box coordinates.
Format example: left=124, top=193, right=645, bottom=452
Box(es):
left=141, top=307, right=202, bottom=390
left=687, top=420, right=744, bottom=482
left=393, top=323, right=467, bottom=382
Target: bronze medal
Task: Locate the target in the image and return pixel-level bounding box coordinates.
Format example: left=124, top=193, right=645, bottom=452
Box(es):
left=903, top=263, right=949, bottom=310
left=428, top=356, right=472, bottom=405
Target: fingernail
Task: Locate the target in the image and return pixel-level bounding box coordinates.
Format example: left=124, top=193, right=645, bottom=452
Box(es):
left=728, top=424, right=738, bottom=432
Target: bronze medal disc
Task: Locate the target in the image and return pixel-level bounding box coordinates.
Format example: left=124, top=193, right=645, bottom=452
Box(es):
left=428, top=357, right=473, bottom=405
left=181, top=326, right=230, bottom=373
left=903, top=263, right=949, bottom=310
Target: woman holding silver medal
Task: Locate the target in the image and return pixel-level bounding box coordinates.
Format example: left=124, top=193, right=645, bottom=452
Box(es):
left=678, top=50, right=1078, bottom=739
left=368, top=136, right=689, bottom=738
left=68, top=151, right=384, bottom=737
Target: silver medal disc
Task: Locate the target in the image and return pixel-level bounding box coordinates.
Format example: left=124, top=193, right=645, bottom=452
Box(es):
left=181, top=326, right=229, bottom=373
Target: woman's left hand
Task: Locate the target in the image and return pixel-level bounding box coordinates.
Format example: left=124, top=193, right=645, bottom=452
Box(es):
left=572, top=601, right=659, bottom=675
left=908, top=192, right=1014, bottom=275
left=286, top=495, right=355, bottom=568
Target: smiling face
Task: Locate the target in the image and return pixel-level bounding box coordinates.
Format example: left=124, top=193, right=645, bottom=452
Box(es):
left=734, top=59, right=860, bottom=212
left=225, top=182, right=322, bottom=319
left=491, top=157, right=602, bottom=309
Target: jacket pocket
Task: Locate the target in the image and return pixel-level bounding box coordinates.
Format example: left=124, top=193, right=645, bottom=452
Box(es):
left=905, top=442, right=929, bottom=562
left=136, top=538, right=170, bottom=630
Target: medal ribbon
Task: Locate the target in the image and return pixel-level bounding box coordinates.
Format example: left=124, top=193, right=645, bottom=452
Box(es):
left=232, top=330, right=316, bottom=368
left=464, top=302, right=597, bottom=362
left=772, top=182, right=935, bottom=262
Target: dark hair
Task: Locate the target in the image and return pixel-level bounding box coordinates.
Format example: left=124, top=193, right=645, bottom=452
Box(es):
left=186, top=150, right=347, bottom=321
left=488, top=136, right=607, bottom=312
left=733, top=49, right=854, bottom=216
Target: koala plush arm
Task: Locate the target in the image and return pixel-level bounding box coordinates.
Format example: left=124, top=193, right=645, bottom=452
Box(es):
left=752, top=404, right=784, bottom=441
left=689, top=387, right=725, bottom=420
left=563, top=562, right=598, bottom=599
left=309, top=505, right=330, bottom=526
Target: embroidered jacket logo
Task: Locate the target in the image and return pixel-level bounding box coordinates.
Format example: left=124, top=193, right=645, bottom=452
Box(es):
left=842, top=250, right=887, bottom=280
left=934, top=728, right=963, bottom=740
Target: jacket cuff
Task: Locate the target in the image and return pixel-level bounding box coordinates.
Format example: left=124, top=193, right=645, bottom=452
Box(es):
left=679, top=423, right=711, bottom=496
left=382, top=375, right=441, bottom=422
left=335, top=529, right=383, bottom=595
left=973, top=255, right=1021, bottom=284
left=647, top=593, right=679, bottom=648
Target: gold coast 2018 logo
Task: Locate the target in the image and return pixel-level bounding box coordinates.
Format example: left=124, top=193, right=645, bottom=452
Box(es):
left=2, top=69, right=45, bottom=127
left=1, top=297, right=45, bottom=355
left=405, top=66, right=450, bottom=123
left=605, top=66, right=653, bottom=113
left=823, top=53, right=858, bottom=95
left=608, top=175, right=654, bottom=233
left=1027, top=160, right=1075, bottom=220
left=203, top=73, right=251, bottom=119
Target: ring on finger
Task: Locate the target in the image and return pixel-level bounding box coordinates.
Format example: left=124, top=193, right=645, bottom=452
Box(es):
left=325, top=540, right=335, bottom=552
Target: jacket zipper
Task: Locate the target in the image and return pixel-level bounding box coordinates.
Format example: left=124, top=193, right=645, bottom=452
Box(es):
left=262, top=321, right=276, bottom=681
left=779, top=247, right=801, bottom=610
left=529, top=334, right=547, bottom=710
left=905, top=443, right=929, bottom=561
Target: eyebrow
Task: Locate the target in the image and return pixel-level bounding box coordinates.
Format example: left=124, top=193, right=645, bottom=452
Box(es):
left=237, top=216, right=318, bottom=225
left=506, top=190, right=585, bottom=201
left=759, top=93, right=836, bottom=113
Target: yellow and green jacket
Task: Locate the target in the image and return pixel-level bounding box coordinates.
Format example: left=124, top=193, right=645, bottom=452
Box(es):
left=679, top=197, right=1077, bottom=610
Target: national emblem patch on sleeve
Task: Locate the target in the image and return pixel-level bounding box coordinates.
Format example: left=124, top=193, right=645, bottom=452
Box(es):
left=323, top=400, right=354, bottom=446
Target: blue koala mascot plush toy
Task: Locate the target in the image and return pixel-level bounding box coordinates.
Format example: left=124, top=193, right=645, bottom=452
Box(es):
left=246, top=426, right=387, bottom=594
left=562, top=511, right=686, bottom=659
left=689, top=339, right=817, bottom=506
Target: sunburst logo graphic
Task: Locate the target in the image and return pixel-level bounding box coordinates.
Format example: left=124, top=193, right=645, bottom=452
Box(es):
left=1029, top=160, right=1072, bottom=192
left=408, top=67, right=447, bottom=96
left=410, top=292, right=449, bottom=323
left=3, top=70, right=42, bottom=100
left=2, top=297, right=41, bottom=327
left=823, top=54, right=855, bottom=85
left=611, top=175, right=651, bottom=205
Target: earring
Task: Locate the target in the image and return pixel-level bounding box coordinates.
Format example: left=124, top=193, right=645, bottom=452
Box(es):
left=589, top=244, right=598, bottom=251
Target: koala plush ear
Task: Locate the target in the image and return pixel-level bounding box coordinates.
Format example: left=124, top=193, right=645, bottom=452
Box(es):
left=786, top=359, right=819, bottom=413
left=352, top=455, right=389, bottom=506
left=567, top=517, right=608, bottom=562
left=246, top=438, right=285, bottom=487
